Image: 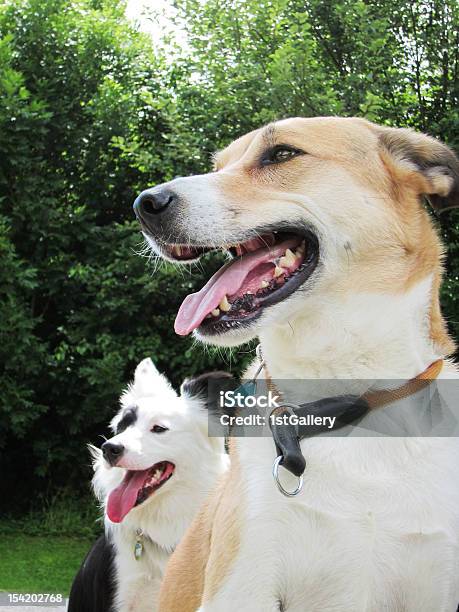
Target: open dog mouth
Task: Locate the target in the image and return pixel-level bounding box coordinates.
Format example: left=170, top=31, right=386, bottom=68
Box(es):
left=154, top=227, right=320, bottom=336
left=106, top=461, right=175, bottom=524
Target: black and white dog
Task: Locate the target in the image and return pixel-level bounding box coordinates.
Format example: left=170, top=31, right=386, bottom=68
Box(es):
left=69, top=358, right=232, bottom=612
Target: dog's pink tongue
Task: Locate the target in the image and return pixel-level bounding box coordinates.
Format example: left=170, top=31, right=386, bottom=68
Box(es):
left=106, top=469, right=149, bottom=524
left=174, top=237, right=300, bottom=336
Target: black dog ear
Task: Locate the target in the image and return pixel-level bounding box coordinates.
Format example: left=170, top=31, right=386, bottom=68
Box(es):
left=181, top=371, right=238, bottom=413
left=379, top=127, right=459, bottom=213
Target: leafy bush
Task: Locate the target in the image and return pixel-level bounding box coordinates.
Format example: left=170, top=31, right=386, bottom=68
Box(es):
left=0, top=491, right=101, bottom=539
left=0, top=0, right=251, bottom=510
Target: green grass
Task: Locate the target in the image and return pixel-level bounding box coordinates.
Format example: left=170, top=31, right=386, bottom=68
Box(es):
left=0, top=492, right=102, bottom=596
left=0, top=533, right=93, bottom=595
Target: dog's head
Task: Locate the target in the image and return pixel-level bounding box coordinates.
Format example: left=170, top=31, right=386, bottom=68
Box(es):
left=134, top=117, right=458, bottom=351
left=91, top=358, right=230, bottom=524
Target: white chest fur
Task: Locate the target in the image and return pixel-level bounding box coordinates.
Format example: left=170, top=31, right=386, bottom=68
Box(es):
left=223, top=434, right=459, bottom=612
left=213, top=281, right=459, bottom=611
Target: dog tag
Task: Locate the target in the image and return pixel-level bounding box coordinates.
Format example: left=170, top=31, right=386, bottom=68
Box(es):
left=236, top=380, right=257, bottom=398
left=134, top=529, right=144, bottom=560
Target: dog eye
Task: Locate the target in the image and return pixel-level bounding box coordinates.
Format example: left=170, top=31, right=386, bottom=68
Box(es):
left=261, top=146, right=303, bottom=166
left=151, top=425, right=168, bottom=434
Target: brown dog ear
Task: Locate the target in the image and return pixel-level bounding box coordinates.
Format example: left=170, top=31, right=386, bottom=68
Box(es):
left=379, top=127, right=459, bottom=213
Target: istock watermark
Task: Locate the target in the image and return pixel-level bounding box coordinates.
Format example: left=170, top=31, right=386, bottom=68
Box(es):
left=219, top=389, right=280, bottom=409
left=206, top=377, right=459, bottom=438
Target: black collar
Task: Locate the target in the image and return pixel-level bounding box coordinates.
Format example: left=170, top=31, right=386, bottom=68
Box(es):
left=269, top=396, right=369, bottom=477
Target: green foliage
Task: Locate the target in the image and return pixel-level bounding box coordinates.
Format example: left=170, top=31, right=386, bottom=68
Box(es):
left=0, top=0, right=457, bottom=511
left=0, top=0, right=250, bottom=510
left=172, top=0, right=459, bottom=139
left=0, top=491, right=101, bottom=538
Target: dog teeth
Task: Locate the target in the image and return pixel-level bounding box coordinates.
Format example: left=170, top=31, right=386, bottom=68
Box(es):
left=294, top=241, right=306, bottom=259
left=211, top=308, right=220, bottom=317
left=174, top=245, right=182, bottom=257
left=260, top=280, right=269, bottom=288
left=274, top=266, right=285, bottom=277
left=279, top=248, right=296, bottom=268
left=219, top=295, right=231, bottom=312
left=151, top=468, right=163, bottom=483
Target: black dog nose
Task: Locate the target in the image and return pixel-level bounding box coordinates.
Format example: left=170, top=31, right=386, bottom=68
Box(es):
left=101, top=442, right=125, bottom=466
left=133, top=189, right=176, bottom=220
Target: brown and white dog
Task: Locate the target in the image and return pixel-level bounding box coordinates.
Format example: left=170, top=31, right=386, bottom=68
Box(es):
left=134, top=117, right=459, bottom=611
